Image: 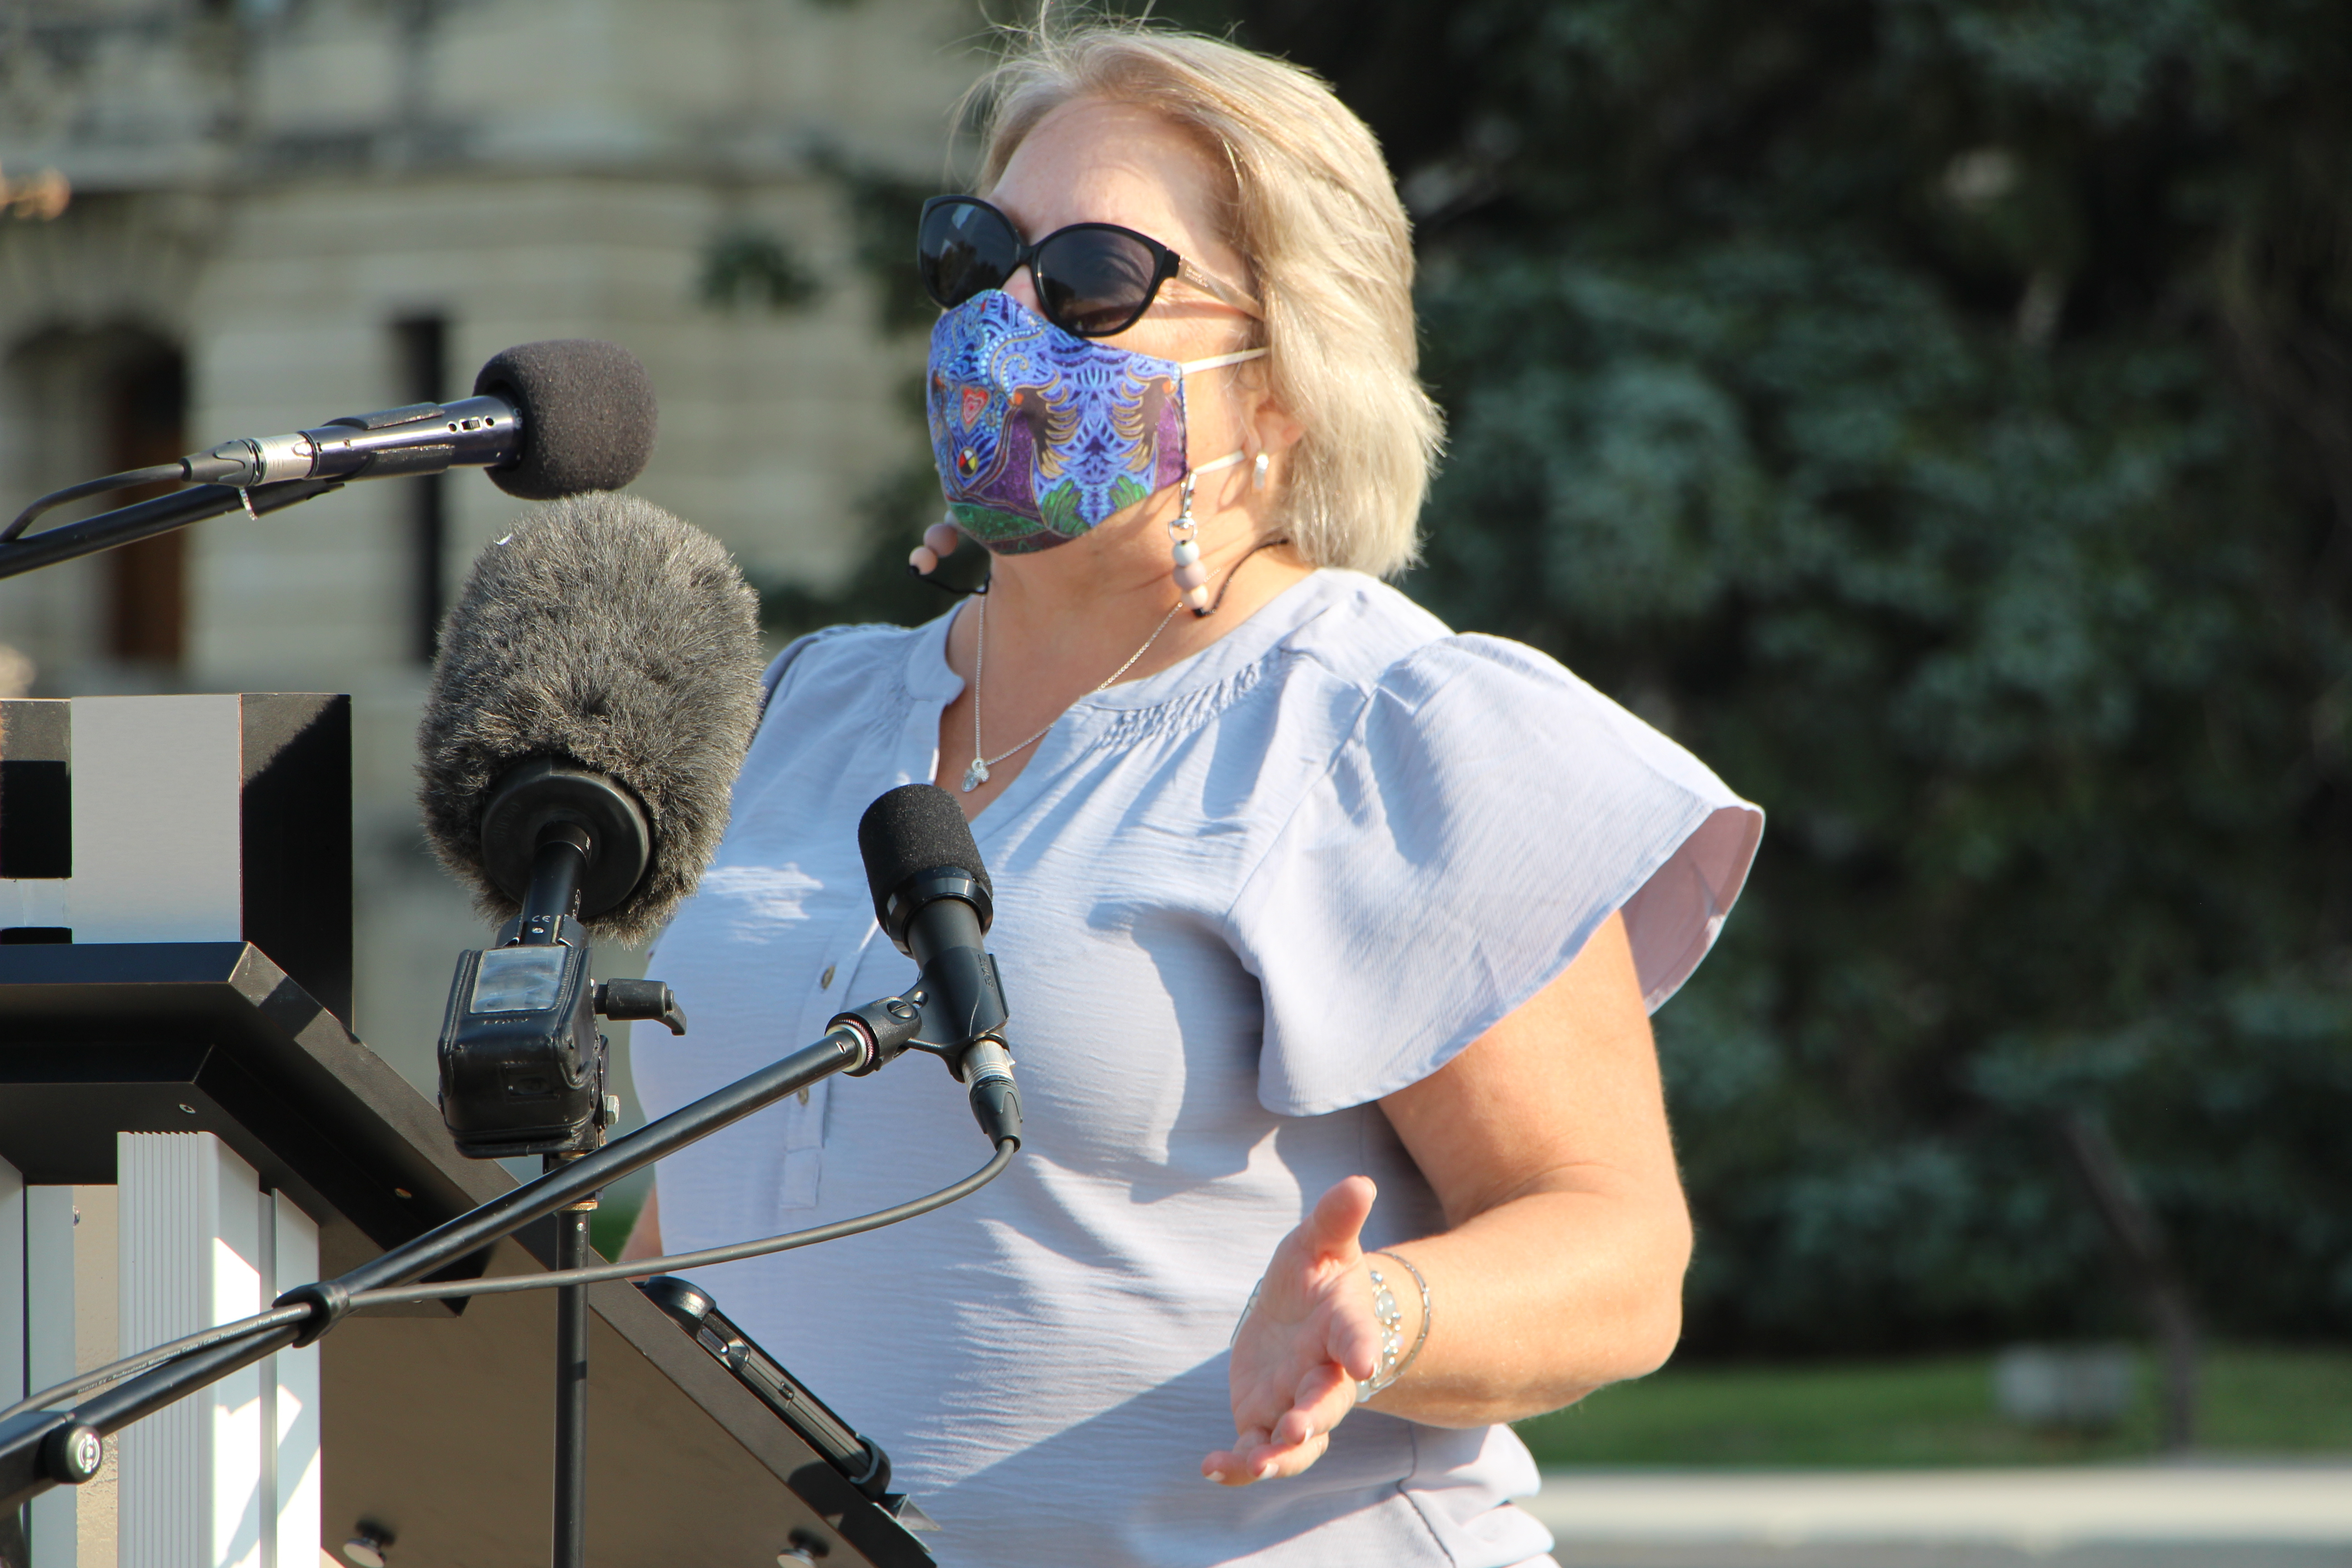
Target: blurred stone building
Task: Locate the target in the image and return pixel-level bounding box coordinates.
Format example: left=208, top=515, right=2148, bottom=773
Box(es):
left=0, top=0, right=983, bottom=1089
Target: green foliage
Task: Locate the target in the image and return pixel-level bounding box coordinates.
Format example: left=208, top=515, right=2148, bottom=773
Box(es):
left=698, top=226, right=820, bottom=314
left=751, top=455, right=987, bottom=644
left=821, top=157, right=950, bottom=338
left=807, top=0, right=2352, bottom=1351
left=1212, top=0, right=2352, bottom=1350
left=1514, top=1344, right=2352, bottom=1467
left=752, top=154, right=992, bottom=635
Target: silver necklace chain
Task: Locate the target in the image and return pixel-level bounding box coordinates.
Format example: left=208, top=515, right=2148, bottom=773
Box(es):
left=962, top=591, right=1184, bottom=794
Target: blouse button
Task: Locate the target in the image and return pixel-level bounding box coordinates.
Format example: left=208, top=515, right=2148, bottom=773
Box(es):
left=820, top=964, right=836, bottom=990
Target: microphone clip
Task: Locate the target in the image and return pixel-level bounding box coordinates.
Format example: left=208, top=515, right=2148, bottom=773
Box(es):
left=881, top=956, right=1011, bottom=1080
left=828, top=968, right=1024, bottom=1148
left=829, top=991, right=929, bottom=1077
left=893, top=962, right=1024, bottom=1150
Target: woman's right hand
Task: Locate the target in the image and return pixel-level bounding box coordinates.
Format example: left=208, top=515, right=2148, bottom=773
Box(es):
left=1203, top=1175, right=1402, bottom=1485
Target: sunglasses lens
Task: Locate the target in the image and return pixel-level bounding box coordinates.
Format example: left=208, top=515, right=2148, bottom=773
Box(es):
left=1034, top=228, right=1161, bottom=336
left=919, top=200, right=1019, bottom=308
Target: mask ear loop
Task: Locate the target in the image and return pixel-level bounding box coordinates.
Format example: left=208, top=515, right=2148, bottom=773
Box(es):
left=1178, top=346, right=1268, bottom=374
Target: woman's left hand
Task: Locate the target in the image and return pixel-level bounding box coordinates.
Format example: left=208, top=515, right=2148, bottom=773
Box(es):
left=1202, top=1174, right=1395, bottom=1486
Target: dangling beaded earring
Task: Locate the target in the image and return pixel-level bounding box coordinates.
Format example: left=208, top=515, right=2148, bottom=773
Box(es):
left=908, top=516, right=961, bottom=578
left=1252, top=451, right=1270, bottom=492
left=1170, top=475, right=1212, bottom=616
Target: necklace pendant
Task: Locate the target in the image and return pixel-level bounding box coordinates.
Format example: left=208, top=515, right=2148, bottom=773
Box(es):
left=961, top=757, right=990, bottom=793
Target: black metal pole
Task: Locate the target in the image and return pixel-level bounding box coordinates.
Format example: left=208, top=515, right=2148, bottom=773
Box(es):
left=520, top=827, right=590, bottom=938
left=531, top=822, right=593, bottom=1568
left=0, top=480, right=343, bottom=580
left=551, top=1201, right=591, bottom=1568
left=0, top=1324, right=307, bottom=1508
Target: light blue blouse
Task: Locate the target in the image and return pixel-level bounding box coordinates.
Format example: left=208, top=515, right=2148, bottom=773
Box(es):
left=631, top=569, right=1761, bottom=1568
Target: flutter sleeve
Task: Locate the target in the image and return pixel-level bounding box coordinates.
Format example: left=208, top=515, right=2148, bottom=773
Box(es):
left=1226, top=633, right=1763, bottom=1117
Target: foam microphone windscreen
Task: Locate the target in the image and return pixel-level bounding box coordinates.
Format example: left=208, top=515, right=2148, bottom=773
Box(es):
left=472, top=339, right=659, bottom=500
left=417, top=491, right=764, bottom=943
left=858, top=783, right=994, bottom=931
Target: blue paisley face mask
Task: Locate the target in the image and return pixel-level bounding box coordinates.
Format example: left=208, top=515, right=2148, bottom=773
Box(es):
left=926, top=290, right=1265, bottom=554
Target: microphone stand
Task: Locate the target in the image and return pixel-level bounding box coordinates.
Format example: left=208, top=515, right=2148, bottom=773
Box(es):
left=552, top=1192, right=591, bottom=1568
left=0, top=994, right=931, bottom=1516
left=513, top=823, right=597, bottom=1568
left=0, top=479, right=344, bottom=579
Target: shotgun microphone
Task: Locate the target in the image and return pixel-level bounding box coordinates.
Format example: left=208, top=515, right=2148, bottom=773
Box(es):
left=417, top=490, right=764, bottom=1158
left=417, top=490, right=764, bottom=944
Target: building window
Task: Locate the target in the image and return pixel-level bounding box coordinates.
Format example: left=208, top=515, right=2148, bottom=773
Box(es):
left=103, top=342, right=189, bottom=667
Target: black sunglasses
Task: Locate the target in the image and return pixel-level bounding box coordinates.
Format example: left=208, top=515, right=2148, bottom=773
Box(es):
left=917, top=195, right=1260, bottom=338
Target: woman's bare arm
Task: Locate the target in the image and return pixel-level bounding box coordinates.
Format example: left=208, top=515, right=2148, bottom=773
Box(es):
left=1207, top=911, right=1690, bottom=1481
left=1367, top=909, right=1690, bottom=1425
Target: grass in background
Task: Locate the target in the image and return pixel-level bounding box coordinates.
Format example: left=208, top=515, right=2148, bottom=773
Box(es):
left=1514, top=1346, right=2352, bottom=1468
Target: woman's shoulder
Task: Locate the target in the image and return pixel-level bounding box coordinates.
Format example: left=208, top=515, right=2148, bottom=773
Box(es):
left=1273, top=573, right=1723, bottom=799
left=1265, top=570, right=1453, bottom=692
left=1233, top=575, right=1761, bottom=1112
left=759, top=616, right=942, bottom=714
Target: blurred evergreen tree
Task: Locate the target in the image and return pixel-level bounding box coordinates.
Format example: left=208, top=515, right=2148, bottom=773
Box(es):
left=813, top=0, right=2352, bottom=1352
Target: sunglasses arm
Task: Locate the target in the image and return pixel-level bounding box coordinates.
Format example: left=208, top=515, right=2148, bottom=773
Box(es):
left=1179, top=260, right=1263, bottom=319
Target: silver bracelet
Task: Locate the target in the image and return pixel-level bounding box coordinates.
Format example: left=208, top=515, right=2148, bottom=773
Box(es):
left=1356, top=1250, right=1431, bottom=1403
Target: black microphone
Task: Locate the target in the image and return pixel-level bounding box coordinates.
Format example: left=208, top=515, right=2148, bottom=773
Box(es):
left=418, top=490, right=763, bottom=1159
left=857, top=783, right=1022, bottom=1147
left=178, top=339, right=657, bottom=500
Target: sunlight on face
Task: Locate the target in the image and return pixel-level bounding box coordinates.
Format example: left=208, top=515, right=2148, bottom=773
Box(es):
left=987, top=98, right=1255, bottom=368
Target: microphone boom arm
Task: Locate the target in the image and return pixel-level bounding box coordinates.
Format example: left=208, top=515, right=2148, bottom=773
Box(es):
left=1, top=393, right=521, bottom=575
left=0, top=478, right=345, bottom=581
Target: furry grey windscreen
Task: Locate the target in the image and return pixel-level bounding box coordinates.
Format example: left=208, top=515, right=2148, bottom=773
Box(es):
left=472, top=340, right=658, bottom=500
left=858, top=783, right=994, bottom=922
left=417, top=492, right=764, bottom=943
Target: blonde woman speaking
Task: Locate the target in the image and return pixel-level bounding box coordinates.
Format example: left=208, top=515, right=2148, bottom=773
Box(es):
left=628, top=21, right=1762, bottom=1566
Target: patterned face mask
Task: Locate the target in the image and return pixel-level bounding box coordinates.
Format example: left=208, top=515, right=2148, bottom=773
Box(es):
left=926, top=289, right=1265, bottom=554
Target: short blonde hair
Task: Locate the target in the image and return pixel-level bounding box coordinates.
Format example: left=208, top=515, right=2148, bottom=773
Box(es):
left=965, top=20, right=1443, bottom=578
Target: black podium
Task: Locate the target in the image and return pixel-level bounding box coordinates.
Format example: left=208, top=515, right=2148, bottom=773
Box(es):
left=0, top=940, right=934, bottom=1568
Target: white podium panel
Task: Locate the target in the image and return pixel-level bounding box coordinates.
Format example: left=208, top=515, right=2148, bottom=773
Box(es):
left=68, top=699, right=244, bottom=949
left=261, top=1194, right=320, bottom=1568
left=117, top=1133, right=318, bottom=1568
